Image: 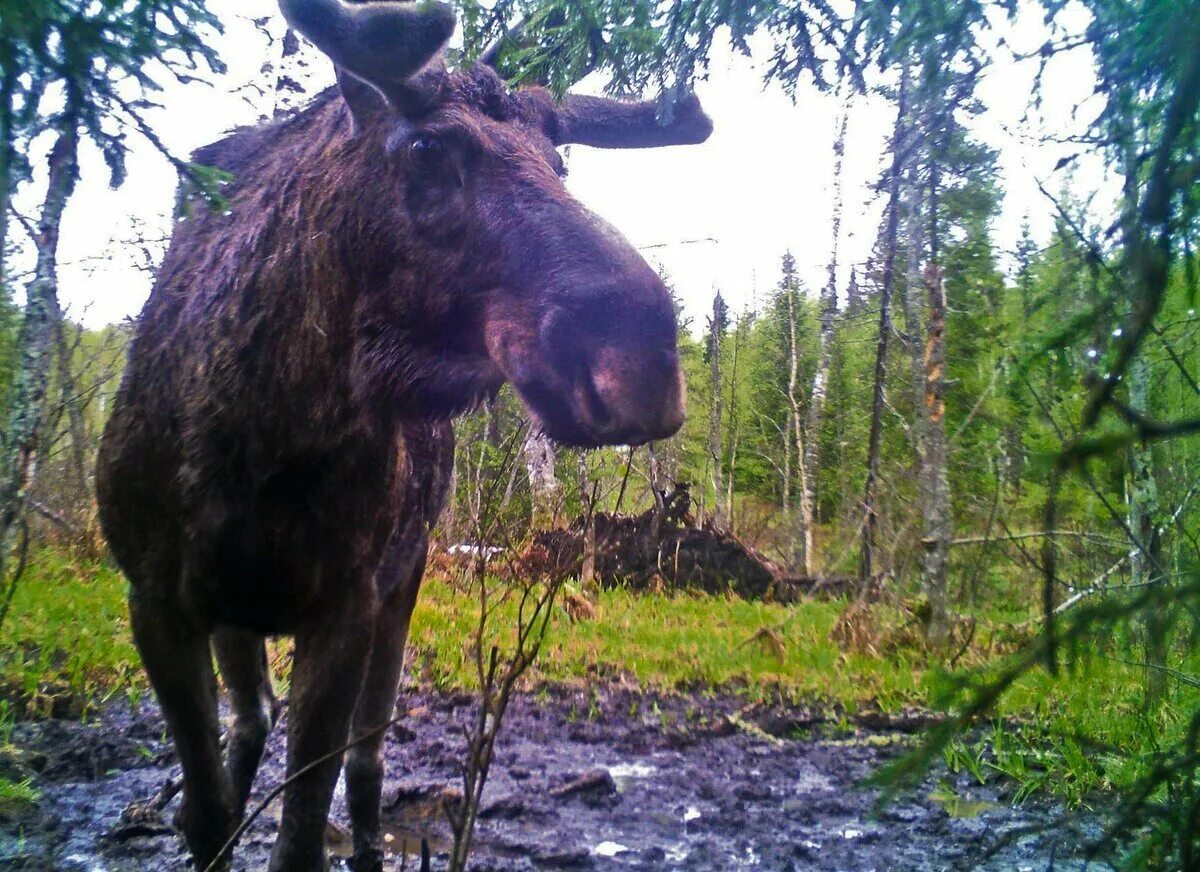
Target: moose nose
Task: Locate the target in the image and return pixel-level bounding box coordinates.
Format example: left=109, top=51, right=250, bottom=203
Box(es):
left=582, top=345, right=686, bottom=445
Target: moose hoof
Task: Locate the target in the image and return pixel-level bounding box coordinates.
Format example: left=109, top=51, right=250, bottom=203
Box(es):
left=349, top=847, right=385, bottom=872
left=174, top=797, right=234, bottom=871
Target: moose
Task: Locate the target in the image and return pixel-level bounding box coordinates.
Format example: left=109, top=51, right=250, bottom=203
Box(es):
left=96, top=1, right=711, bottom=870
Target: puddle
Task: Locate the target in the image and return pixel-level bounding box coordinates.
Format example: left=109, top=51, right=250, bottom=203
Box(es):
left=606, top=760, right=657, bottom=792
left=928, top=789, right=1002, bottom=819
left=593, top=840, right=630, bottom=857
left=325, top=819, right=448, bottom=860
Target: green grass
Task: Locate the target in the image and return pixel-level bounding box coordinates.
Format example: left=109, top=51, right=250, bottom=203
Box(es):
left=0, top=550, right=141, bottom=716
left=410, top=578, right=929, bottom=709
left=0, top=549, right=1192, bottom=813
left=0, top=775, right=39, bottom=809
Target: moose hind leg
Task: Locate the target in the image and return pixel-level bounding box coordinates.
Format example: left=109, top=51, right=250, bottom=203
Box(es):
left=129, top=594, right=235, bottom=871
left=213, top=626, right=280, bottom=819
left=346, top=554, right=426, bottom=872
left=269, top=598, right=374, bottom=872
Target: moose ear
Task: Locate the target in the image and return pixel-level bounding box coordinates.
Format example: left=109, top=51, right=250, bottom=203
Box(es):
left=551, top=91, right=713, bottom=149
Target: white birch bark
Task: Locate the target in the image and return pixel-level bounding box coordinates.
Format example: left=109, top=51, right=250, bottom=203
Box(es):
left=0, top=116, right=80, bottom=587
left=802, top=84, right=852, bottom=574
left=523, top=428, right=560, bottom=529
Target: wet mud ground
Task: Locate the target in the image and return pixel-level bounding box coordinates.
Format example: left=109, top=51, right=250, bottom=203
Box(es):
left=1, top=685, right=1115, bottom=871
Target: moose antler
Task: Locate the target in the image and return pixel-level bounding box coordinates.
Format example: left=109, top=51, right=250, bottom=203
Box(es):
left=279, top=0, right=455, bottom=110
left=553, top=91, right=714, bottom=149
left=475, top=13, right=711, bottom=150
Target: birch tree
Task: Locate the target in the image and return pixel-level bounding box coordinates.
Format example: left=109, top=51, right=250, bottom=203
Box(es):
left=1128, top=353, right=1166, bottom=702
left=0, top=1, right=219, bottom=599
left=0, top=100, right=80, bottom=571
left=784, top=267, right=813, bottom=574
left=801, top=84, right=852, bottom=575
left=523, top=429, right=561, bottom=529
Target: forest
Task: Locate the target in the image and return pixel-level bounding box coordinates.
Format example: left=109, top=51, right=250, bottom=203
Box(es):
left=0, top=0, right=1198, bottom=869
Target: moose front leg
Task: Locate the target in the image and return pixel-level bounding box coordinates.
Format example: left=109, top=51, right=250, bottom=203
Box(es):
left=129, top=594, right=235, bottom=871
left=269, top=598, right=375, bottom=872
left=346, top=551, right=426, bottom=872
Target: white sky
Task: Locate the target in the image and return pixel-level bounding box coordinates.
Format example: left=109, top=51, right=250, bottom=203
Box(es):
left=13, top=1, right=1113, bottom=332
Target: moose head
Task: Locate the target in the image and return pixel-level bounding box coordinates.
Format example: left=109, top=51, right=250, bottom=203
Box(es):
left=280, top=0, right=711, bottom=447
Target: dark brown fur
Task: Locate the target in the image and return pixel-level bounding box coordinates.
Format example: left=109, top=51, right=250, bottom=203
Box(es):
left=97, top=61, right=705, bottom=872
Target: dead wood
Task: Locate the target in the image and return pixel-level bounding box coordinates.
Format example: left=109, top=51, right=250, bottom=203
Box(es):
left=520, top=484, right=857, bottom=602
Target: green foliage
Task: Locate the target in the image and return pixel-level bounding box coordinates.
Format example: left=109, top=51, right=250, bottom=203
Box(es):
left=0, top=775, right=39, bottom=810
left=455, top=0, right=778, bottom=96
left=0, top=0, right=223, bottom=190
left=0, top=285, right=18, bottom=412
left=0, top=550, right=141, bottom=715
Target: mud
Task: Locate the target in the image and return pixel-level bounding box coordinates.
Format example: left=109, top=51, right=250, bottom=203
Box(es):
left=0, top=685, right=1114, bottom=871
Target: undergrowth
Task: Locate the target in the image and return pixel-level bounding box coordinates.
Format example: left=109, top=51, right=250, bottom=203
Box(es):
left=0, top=548, right=1188, bottom=823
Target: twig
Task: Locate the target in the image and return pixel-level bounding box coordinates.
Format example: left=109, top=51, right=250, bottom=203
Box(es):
left=10, top=209, right=40, bottom=247
left=949, top=530, right=1124, bottom=547
left=1101, top=655, right=1200, bottom=690
left=613, top=447, right=635, bottom=514
left=28, top=499, right=76, bottom=532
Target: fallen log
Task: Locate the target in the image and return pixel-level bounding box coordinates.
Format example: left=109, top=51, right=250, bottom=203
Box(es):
left=519, top=484, right=856, bottom=602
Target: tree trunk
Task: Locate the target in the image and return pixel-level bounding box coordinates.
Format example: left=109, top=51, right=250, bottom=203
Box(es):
left=55, top=320, right=90, bottom=506
left=578, top=456, right=596, bottom=589
left=523, top=428, right=560, bottom=530
left=442, top=453, right=458, bottom=543
left=859, top=66, right=909, bottom=587
left=780, top=409, right=791, bottom=514
left=1006, top=225, right=1037, bottom=495
left=920, top=265, right=951, bottom=647
left=918, top=95, right=952, bottom=647
left=786, top=281, right=813, bottom=575
left=724, top=315, right=744, bottom=534
left=0, top=115, right=80, bottom=585
left=900, top=167, right=927, bottom=430
left=0, top=66, right=16, bottom=294
left=1128, top=353, right=1165, bottom=704
left=803, top=84, right=851, bottom=570
left=647, top=443, right=667, bottom=544
left=706, top=292, right=726, bottom=529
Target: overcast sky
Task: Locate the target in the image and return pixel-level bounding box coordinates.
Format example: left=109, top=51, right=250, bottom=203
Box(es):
left=13, top=1, right=1112, bottom=332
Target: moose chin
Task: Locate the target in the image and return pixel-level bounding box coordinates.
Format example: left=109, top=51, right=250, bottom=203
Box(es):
left=95, top=2, right=711, bottom=870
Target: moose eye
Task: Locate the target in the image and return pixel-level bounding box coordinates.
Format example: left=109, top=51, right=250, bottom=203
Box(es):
left=409, top=135, right=443, bottom=164
left=405, top=134, right=461, bottom=188
left=410, top=135, right=451, bottom=172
